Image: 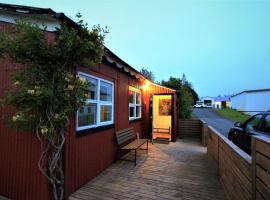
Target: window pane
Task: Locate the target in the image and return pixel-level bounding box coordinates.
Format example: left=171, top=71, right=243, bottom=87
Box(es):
left=259, top=115, right=270, bottom=134
left=246, top=115, right=263, bottom=131
left=129, top=106, right=135, bottom=118
left=100, top=81, right=112, bottom=101
left=86, top=77, right=97, bottom=100
left=136, top=93, right=141, bottom=104
left=78, top=103, right=97, bottom=127
left=129, top=90, right=135, bottom=104
left=100, top=105, right=112, bottom=122
left=136, top=106, right=141, bottom=118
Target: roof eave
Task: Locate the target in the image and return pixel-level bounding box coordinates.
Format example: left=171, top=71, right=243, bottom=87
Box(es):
left=0, top=3, right=176, bottom=92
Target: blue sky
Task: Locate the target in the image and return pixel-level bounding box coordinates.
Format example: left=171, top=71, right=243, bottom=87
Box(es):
left=4, top=0, right=270, bottom=97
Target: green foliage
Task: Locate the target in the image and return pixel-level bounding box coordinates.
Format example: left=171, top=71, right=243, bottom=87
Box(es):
left=181, top=73, right=199, bottom=104
left=0, top=19, right=107, bottom=137
left=179, top=86, right=193, bottom=119
left=187, top=86, right=199, bottom=104
left=0, top=17, right=108, bottom=199
left=140, top=67, right=155, bottom=82
left=161, top=77, right=182, bottom=91
left=161, top=75, right=198, bottom=119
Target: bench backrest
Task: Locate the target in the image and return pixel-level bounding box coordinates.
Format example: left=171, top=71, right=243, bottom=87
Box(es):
left=115, top=127, right=135, bottom=147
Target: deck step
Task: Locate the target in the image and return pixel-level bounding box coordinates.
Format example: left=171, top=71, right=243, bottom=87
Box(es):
left=154, top=137, right=170, bottom=144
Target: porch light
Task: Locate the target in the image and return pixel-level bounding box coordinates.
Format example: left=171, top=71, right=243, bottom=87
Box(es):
left=142, top=80, right=150, bottom=91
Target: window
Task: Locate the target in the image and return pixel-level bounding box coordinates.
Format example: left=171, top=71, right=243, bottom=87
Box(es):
left=129, top=87, right=142, bottom=120
left=77, top=72, right=114, bottom=131
left=245, top=114, right=263, bottom=132
left=258, top=115, right=270, bottom=134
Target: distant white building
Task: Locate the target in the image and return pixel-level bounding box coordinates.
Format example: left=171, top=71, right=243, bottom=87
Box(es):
left=230, top=88, right=270, bottom=115
left=200, top=96, right=214, bottom=107
left=213, top=96, right=230, bottom=109
left=200, top=96, right=230, bottom=109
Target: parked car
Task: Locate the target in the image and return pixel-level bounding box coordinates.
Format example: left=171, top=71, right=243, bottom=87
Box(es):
left=193, top=101, right=206, bottom=108
left=228, top=112, right=270, bottom=155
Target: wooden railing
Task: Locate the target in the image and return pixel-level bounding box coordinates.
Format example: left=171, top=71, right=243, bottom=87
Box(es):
left=207, top=126, right=252, bottom=200
left=201, top=122, right=270, bottom=200
left=252, top=136, right=270, bottom=200
left=201, top=120, right=208, bottom=146
left=179, top=119, right=208, bottom=146
left=179, top=119, right=202, bottom=138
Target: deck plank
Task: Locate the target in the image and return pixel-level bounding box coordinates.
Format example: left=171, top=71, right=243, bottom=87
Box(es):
left=69, top=138, right=227, bottom=200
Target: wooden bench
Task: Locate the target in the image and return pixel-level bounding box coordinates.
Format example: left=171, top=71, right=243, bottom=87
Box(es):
left=115, top=127, right=148, bottom=166
left=153, top=127, right=171, bottom=143
left=153, top=127, right=170, bottom=134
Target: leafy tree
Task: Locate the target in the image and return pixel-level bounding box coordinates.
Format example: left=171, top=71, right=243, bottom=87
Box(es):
left=179, top=86, right=193, bottom=119
left=186, top=84, right=199, bottom=104
left=181, top=73, right=187, bottom=85
left=161, top=77, right=182, bottom=91
left=161, top=75, right=198, bottom=119
left=0, top=17, right=108, bottom=200
left=140, top=67, right=155, bottom=82
left=181, top=73, right=198, bottom=104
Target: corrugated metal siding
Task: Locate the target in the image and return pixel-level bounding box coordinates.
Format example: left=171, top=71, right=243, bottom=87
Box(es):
left=0, top=21, right=179, bottom=200
left=141, top=83, right=178, bottom=142
left=0, top=22, right=53, bottom=200
left=0, top=61, right=49, bottom=200
left=64, top=66, right=144, bottom=198
left=63, top=65, right=180, bottom=198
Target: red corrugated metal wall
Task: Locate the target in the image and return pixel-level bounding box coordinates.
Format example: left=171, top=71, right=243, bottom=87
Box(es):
left=64, top=65, right=178, bottom=198
left=0, top=21, right=178, bottom=200
left=0, top=22, right=53, bottom=200
left=64, top=64, right=145, bottom=198
left=0, top=51, right=50, bottom=200
left=142, top=84, right=178, bottom=141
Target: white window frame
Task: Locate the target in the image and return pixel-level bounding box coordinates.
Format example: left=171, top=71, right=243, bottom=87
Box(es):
left=129, top=86, right=142, bottom=120
left=76, top=72, right=114, bottom=131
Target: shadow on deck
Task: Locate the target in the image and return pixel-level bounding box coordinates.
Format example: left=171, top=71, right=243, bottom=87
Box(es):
left=69, top=138, right=227, bottom=200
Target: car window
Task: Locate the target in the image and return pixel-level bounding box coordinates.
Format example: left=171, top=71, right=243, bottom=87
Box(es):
left=258, top=115, right=270, bottom=134
left=245, top=114, right=263, bottom=132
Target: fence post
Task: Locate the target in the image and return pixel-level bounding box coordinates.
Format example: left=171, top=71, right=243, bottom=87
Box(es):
left=251, top=135, right=270, bottom=200
left=201, top=120, right=208, bottom=146
left=251, top=136, right=256, bottom=200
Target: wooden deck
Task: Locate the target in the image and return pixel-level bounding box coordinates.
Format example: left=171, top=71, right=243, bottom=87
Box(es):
left=69, top=138, right=227, bottom=200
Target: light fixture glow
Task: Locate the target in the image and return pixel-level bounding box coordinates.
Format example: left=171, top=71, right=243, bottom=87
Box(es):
left=142, top=80, right=150, bottom=91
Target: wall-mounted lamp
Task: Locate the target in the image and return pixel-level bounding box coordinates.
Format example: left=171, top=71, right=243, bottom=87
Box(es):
left=142, top=80, right=150, bottom=91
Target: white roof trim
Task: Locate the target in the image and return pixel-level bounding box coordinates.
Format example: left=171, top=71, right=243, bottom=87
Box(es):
left=0, top=10, right=61, bottom=32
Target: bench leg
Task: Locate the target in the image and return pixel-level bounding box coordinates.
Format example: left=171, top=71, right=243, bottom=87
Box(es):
left=134, top=149, right=137, bottom=166
left=116, top=149, right=120, bottom=160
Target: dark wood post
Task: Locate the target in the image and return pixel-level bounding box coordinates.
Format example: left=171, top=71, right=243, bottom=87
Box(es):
left=201, top=120, right=208, bottom=146
left=251, top=136, right=270, bottom=200
left=251, top=136, right=256, bottom=200
left=134, top=149, right=137, bottom=166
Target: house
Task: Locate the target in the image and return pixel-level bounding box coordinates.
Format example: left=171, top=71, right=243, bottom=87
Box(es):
left=200, top=96, right=215, bottom=107
left=213, top=96, right=230, bottom=109
left=0, top=3, right=179, bottom=200
left=200, top=96, right=230, bottom=109
left=230, top=88, right=270, bottom=115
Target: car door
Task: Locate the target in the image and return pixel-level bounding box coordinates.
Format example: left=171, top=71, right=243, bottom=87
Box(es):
left=235, top=114, right=264, bottom=154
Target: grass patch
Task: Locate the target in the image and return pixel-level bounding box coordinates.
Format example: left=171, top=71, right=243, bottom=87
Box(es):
left=215, top=109, right=250, bottom=123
